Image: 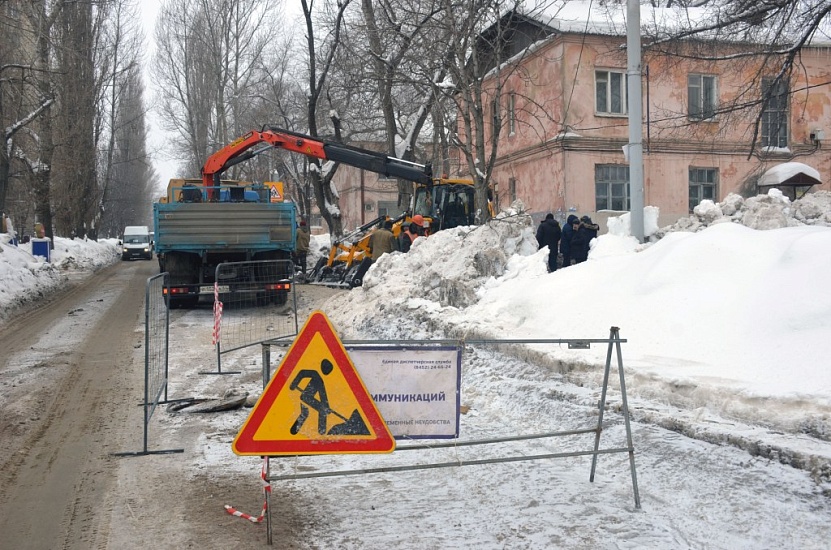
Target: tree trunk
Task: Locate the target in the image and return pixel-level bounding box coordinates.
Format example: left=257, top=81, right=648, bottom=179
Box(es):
left=0, top=153, right=9, bottom=216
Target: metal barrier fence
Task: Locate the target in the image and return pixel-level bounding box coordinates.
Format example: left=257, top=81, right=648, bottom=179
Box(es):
left=254, top=328, right=639, bottom=545
left=114, top=272, right=183, bottom=457
left=208, top=259, right=299, bottom=374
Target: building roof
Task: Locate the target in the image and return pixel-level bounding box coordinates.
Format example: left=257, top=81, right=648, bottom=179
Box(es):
left=522, top=1, right=830, bottom=45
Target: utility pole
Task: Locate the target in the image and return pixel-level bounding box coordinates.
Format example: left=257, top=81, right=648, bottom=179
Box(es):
left=627, top=0, right=645, bottom=242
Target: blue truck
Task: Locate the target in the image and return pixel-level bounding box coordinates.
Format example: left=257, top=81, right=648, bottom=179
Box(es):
left=153, top=179, right=296, bottom=308
left=154, top=126, right=437, bottom=306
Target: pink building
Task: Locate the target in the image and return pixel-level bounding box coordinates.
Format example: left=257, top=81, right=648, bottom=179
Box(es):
left=330, top=7, right=830, bottom=233
left=477, top=9, right=831, bottom=228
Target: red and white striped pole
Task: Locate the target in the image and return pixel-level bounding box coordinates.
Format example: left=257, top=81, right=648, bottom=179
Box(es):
left=224, top=457, right=271, bottom=523
left=212, top=281, right=223, bottom=346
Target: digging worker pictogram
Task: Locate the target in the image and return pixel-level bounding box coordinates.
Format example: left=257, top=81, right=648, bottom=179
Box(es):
left=289, top=359, right=334, bottom=435
left=288, top=358, right=371, bottom=436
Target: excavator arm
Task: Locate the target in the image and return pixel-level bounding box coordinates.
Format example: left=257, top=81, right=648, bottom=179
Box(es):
left=201, top=126, right=433, bottom=199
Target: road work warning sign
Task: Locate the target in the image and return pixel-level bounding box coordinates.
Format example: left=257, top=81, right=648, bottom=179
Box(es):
left=265, top=181, right=284, bottom=202
left=232, top=310, right=395, bottom=456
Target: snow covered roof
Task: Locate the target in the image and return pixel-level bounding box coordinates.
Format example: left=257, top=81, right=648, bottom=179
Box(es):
left=758, top=162, right=822, bottom=188
left=525, top=1, right=831, bottom=45
left=529, top=1, right=709, bottom=37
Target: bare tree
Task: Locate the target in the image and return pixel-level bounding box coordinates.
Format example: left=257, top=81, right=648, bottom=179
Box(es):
left=247, top=34, right=315, bottom=220
left=152, top=0, right=280, bottom=177
left=99, top=65, right=157, bottom=236
left=296, top=0, right=354, bottom=237
left=433, top=0, right=552, bottom=222
left=333, top=0, right=563, bottom=224
left=0, top=0, right=61, bottom=237
left=345, top=0, right=452, bottom=209
left=50, top=0, right=104, bottom=238
left=96, top=0, right=146, bottom=237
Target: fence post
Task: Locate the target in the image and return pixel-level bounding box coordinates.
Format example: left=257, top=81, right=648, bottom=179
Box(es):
left=614, top=327, right=641, bottom=508
left=112, top=272, right=184, bottom=457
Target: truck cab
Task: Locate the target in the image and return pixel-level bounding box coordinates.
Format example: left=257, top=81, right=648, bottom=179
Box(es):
left=121, top=226, right=153, bottom=261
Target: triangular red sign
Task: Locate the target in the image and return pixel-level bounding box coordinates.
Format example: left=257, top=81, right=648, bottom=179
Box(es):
left=233, top=310, right=395, bottom=456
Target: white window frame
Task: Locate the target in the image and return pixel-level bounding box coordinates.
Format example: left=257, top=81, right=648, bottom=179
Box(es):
left=688, top=74, right=718, bottom=120
left=761, top=77, right=789, bottom=149
left=508, top=92, right=516, bottom=135
left=689, top=167, right=718, bottom=211
left=595, top=69, right=627, bottom=116
left=595, top=164, right=630, bottom=211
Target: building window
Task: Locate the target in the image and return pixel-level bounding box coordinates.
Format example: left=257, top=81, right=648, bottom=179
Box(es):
left=509, top=177, right=516, bottom=203
left=689, top=168, right=718, bottom=211
left=595, top=165, right=630, bottom=211
left=377, top=200, right=401, bottom=219
left=688, top=74, right=717, bottom=120
left=761, top=78, right=789, bottom=148
left=595, top=70, right=627, bottom=115
left=508, top=93, right=516, bottom=135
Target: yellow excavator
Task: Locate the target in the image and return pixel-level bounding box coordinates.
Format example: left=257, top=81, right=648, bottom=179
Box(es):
left=309, top=176, right=487, bottom=287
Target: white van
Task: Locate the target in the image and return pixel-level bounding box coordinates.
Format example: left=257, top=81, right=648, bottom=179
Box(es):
left=120, top=225, right=153, bottom=260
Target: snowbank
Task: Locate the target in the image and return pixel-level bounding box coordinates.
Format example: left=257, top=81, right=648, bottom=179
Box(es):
left=324, top=190, right=831, bottom=443
left=0, top=236, right=120, bottom=321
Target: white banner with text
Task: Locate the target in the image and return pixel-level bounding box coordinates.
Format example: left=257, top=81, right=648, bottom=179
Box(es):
left=346, top=345, right=461, bottom=439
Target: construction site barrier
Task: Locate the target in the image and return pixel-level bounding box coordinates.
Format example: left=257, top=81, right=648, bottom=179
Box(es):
left=207, top=259, right=298, bottom=375
left=251, top=328, right=639, bottom=545
left=113, top=272, right=183, bottom=457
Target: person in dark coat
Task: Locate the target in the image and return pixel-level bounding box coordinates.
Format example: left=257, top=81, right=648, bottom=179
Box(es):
left=399, top=215, right=425, bottom=253
left=559, top=214, right=580, bottom=267
left=535, top=213, right=562, bottom=272
left=572, top=215, right=600, bottom=264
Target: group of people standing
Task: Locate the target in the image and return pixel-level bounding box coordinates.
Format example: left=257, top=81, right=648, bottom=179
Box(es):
left=367, top=214, right=427, bottom=260
left=535, top=213, right=599, bottom=272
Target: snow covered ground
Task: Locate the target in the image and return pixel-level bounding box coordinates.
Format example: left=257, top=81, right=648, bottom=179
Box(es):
left=3, top=190, right=831, bottom=548
left=0, top=235, right=121, bottom=322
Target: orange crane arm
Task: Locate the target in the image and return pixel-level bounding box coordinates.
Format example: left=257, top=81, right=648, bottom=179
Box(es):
left=201, top=127, right=432, bottom=198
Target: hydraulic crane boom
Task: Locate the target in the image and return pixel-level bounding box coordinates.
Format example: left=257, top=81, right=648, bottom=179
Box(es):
left=201, top=126, right=433, bottom=199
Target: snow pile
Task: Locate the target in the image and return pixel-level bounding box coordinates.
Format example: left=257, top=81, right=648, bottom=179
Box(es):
left=308, top=233, right=331, bottom=269
left=325, top=191, right=831, bottom=445
left=654, top=189, right=831, bottom=237
left=0, top=236, right=120, bottom=320
left=326, top=202, right=539, bottom=335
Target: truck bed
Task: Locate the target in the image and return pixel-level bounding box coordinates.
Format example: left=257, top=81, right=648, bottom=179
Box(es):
left=153, top=202, right=295, bottom=253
